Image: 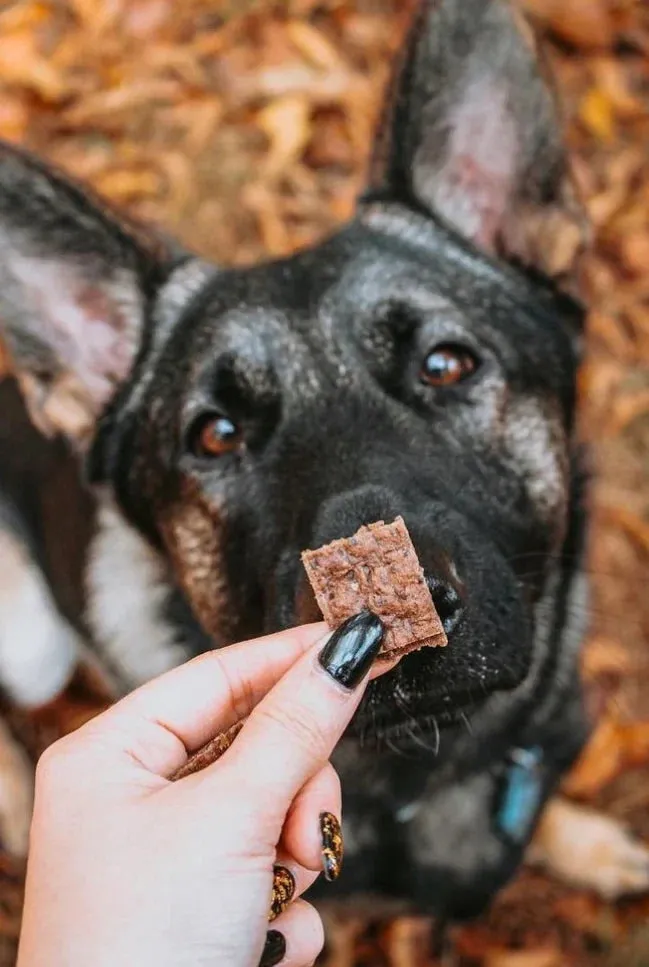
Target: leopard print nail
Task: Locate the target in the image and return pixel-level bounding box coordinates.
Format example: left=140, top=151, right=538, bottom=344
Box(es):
left=269, top=865, right=295, bottom=922
left=319, top=811, right=343, bottom=882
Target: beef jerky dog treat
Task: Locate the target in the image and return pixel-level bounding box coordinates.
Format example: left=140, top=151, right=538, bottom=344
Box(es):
left=301, top=517, right=447, bottom=661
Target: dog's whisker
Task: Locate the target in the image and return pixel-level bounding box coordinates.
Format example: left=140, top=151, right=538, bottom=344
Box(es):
left=431, top=716, right=440, bottom=756
left=460, top=711, right=473, bottom=735
left=408, top=720, right=442, bottom=757
left=384, top=733, right=407, bottom=758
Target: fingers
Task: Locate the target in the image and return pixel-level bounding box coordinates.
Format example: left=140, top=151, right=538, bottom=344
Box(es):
left=260, top=899, right=324, bottom=967
left=221, top=612, right=384, bottom=829
left=62, top=623, right=328, bottom=777
left=281, top=764, right=341, bottom=874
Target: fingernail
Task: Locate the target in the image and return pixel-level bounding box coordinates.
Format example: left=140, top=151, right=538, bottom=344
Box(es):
left=268, top=865, right=295, bottom=922
left=318, top=611, right=384, bottom=689
left=259, top=930, right=286, bottom=967
left=320, top=811, right=343, bottom=882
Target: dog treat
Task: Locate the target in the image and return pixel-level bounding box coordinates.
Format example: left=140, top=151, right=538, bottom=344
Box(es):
left=171, top=720, right=244, bottom=781
left=301, top=517, right=447, bottom=660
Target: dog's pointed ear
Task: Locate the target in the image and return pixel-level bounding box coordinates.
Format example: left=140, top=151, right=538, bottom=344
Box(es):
left=364, top=0, right=587, bottom=279
left=0, top=142, right=169, bottom=448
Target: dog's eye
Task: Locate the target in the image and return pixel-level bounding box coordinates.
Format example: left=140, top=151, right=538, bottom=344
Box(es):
left=189, top=414, right=243, bottom=458
left=420, top=344, right=479, bottom=388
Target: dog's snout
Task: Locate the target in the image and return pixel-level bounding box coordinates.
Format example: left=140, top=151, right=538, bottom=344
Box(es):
left=291, top=485, right=466, bottom=637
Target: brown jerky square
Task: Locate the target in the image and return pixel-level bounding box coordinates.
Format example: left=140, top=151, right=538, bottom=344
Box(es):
left=301, top=517, right=447, bottom=660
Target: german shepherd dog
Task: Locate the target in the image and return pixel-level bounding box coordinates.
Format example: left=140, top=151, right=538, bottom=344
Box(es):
left=1, top=0, right=648, bottom=926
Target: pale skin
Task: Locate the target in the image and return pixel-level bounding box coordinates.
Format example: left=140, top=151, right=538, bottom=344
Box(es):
left=17, top=622, right=397, bottom=967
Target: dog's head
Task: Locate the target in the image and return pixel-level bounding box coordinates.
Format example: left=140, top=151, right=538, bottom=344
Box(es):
left=0, top=0, right=587, bottom=754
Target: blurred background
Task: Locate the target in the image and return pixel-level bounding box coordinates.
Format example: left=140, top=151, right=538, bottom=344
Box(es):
left=0, top=0, right=647, bottom=964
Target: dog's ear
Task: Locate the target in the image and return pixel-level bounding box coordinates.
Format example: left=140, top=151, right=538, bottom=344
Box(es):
left=0, top=142, right=169, bottom=448
left=364, top=0, right=587, bottom=279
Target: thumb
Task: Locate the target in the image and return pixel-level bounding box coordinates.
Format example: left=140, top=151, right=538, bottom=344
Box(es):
left=217, top=611, right=384, bottom=825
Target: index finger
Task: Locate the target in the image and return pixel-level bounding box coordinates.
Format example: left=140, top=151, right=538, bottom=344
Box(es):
left=218, top=611, right=385, bottom=825
left=70, top=623, right=328, bottom=777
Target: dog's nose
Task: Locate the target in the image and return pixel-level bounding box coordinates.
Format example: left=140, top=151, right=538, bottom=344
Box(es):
left=425, top=573, right=464, bottom=636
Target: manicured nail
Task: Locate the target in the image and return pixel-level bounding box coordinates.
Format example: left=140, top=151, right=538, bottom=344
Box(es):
left=320, top=811, right=344, bottom=882
left=259, top=930, right=286, bottom=967
left=318, top=611, right=384, bottom=689
left=268, top=865, right=295, bottom=922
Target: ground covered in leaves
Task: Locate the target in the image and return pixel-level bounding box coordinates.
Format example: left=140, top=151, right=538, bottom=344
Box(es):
left=0, top=0, right=647, bottom=964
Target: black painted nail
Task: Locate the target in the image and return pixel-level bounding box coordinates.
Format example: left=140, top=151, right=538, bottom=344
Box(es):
left=320, top=811, right=344, bottom=882
left=318, top=611, right=384, bottom=689
left=268, top=865, right=295, bottom=922
left=259, top=930, right=286, bottom=967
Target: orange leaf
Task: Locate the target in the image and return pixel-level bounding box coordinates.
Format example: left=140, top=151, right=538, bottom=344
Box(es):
left=0, top=96, right=29, bottom=143
left=522, top=0, right=618, bottom=49
left=287, top=21, right=345, bottom=72
left=484, top=948, right=565, bottom=967
left=257, top=95, right=311, bottom=177
left=580, top=88, right=615, bottom=141
left=0, top=33, right=68, bottom=102
left=581, top=637, right=633, bottom=681
left=620, top=722, right=649, bottom=768
left=94, top=168, right=162, bottom=203
left=562, top=715, right=625, bottom=798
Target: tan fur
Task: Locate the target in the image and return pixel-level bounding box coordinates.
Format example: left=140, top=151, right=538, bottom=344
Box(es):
left=161, top=483, right=232, bottom=642
left=503, top=395, right=569, bottom=527
left=0, top=717, right=32, bottom=858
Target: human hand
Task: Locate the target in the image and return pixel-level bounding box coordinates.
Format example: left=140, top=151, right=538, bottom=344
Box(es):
left=17, top=612, right=385, bottom=967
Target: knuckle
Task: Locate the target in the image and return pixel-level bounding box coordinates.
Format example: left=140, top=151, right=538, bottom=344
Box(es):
left=213, top=654, right=256, bottom=724
left=257, top=703, right=330, bottom=764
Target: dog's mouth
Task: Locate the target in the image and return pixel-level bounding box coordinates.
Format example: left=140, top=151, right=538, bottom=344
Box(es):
left=346, top=651, right=488, bottom=748
left=343, top=571, right=533, bottom=749
left=289, top=558, right=530, bottom=749
left=349, top=702, right=487, bottom=756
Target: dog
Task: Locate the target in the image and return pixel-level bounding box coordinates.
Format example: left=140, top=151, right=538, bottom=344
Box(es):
left=1, top=0, right=648, bottom=925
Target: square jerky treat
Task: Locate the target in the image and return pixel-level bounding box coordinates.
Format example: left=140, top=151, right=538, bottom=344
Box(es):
left=301, top=517, right=447, bottom=661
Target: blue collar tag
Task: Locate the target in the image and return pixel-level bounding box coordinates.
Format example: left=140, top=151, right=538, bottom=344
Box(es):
left=495, top=746, right=544, bottom=845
